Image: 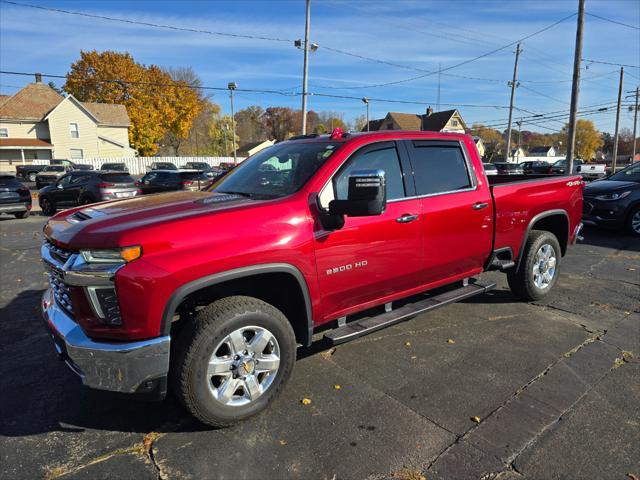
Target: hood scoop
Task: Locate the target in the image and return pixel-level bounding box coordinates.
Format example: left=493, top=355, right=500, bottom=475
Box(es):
left=67, top=207, right=107, bottom=224
left=197, top=193, right=244, bottom=205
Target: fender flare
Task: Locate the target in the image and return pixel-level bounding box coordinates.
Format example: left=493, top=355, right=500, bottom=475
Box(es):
left=160, top=263, right=314, bottom=346
left=516, top=209, right=570, bottom=270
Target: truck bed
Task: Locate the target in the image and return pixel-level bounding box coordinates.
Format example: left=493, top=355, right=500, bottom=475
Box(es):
left=489, top=174, right=583, bottom=261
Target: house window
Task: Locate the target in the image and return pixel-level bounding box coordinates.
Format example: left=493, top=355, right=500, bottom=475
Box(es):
left=70, top=148, right=83, bottom=159
left=451, top=120, right=459, bottom=127
left=69, top=123, right=79, bottom=138
left=0, top=128, right=7, bottom=138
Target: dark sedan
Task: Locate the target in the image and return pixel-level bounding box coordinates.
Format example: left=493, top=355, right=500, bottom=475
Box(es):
left=38, top=171, right=139, bottom=215
left=493, top=162, right=524, bottom=175
left=582, top=162, right=640, bottom=236
left=0, top=175, right=32, bottom=219
left=137, top=170, right=212, bottom=194
left=519, top=161, right=552, bottom=175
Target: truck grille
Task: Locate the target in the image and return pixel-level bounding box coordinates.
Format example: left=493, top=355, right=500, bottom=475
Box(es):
left=44, top=239, right=74, bottom=264
left=47, top=263, right=74, bottom=313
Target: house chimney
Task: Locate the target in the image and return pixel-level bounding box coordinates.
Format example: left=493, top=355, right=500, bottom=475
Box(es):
left=426, top=106, right=433, bottom=116
left=35, top=73, right=42, bottom=83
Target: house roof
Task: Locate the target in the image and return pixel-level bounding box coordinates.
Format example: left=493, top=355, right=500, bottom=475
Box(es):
left=528, top=146, right=554, bottom=154
left=235, top=139, right=272, bottom=155
left=387, top=112, right=422, bottom=130
left=361, top=118, right=384, bottom=132
left=0, top=138, right=54, bottom=148
left=83, top=102, right=130, bottom=126
left=0, top=83, right=63, bottom=121
left=362, top=109, right=466, bottom=132
left=0, top=83, right=130, bottom=126
left=421, top=109, right=462, bottom=131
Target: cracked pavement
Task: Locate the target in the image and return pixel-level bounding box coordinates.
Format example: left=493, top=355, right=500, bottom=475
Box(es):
left=0, top=216, right=638, bottom=480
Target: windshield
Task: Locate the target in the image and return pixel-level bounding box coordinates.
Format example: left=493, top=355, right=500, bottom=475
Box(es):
left=553, top=160, right=566, bottom=167
left=43, top=166, right=64, bottom=172
left=609, top=163, right=640, bottom=182
left=210, top=141, right=341, bottom=199
left=99, top=173, right=135, bottom=183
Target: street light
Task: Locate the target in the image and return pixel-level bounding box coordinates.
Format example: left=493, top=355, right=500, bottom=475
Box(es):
left=228, top=82, right=237, bottom=164
left=362, top=97, right=370, bottom=132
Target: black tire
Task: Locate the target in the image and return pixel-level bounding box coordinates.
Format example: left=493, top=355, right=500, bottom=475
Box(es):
left=14, top=210, right=30, bottom=219
left=507, top=230, right=561, bottom=301
left=79, top=195, right=95, bottom=206
left=28, top=172, right=37, bottom=182
left=171, top=295, right=296, bottom=428
left=625, top=205, right=640, bottom=237
left=40, top=196, right=56, bottom=216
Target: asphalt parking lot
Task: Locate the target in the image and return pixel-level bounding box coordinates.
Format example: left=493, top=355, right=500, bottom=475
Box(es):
left=0, top=214, right=638, bottom=480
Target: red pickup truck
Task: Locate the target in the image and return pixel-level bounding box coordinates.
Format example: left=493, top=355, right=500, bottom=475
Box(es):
left=41, top=130, right=583, bottom=427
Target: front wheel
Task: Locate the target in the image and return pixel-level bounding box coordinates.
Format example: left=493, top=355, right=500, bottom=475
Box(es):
left=626, top=206, right=640, bottom=237
left=507, top=230, right=561, bottom=301
left=14, top=210, right=30, bottom=219
left=40, top=196, right=56, bottom=216
left=171, top=296, right=296, bottom=428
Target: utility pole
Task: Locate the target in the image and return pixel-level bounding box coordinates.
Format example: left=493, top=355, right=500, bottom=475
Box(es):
left=300, top=0, right=311, bottom=135
left=505, top=43, right=521, bottom=162
left=223, top=124, right=228, bottom=156
left=566, top=0, right=585, bottom=174
left=362, top=97, right=370, bottom=132
left=228, top=82, right=237, bottom=164
left=612, top=67, right=624, bottom=174
left=516, top=119, right=523, bottom=149
left=632, top=87, right=639, bottom=162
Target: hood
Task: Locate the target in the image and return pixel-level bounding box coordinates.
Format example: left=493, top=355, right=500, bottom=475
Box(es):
left=44, top=190, right=257, bottom=248
left=583, top=180, right=638, bottom=196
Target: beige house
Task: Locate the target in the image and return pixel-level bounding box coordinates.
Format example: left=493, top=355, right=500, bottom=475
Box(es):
left=235, top=139, right=275, bottom=157
left=0, top=81, right=135, bottom=163
left=364, top=107, right=467, bottom=133
left=473, top=136, right=485, bottom=158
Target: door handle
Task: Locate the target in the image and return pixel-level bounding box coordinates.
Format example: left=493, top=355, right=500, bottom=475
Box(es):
left=396, top=213, right=419, bottom=223
left=472, top=202, right=489, bottom=210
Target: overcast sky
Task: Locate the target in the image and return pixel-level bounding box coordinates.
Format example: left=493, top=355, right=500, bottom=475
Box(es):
left=1, top=0, right=639, bottom=134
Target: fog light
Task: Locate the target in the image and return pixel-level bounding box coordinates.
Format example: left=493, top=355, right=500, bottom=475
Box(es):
left=87, top=287, right=122, bottom=325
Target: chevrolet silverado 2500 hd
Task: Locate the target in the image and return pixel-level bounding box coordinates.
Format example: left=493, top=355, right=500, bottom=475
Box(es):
left=41, top=130, right=583, bottom=427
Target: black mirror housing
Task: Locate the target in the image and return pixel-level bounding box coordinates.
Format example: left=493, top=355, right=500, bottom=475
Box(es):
left=329, top=169, right=387, bottom=217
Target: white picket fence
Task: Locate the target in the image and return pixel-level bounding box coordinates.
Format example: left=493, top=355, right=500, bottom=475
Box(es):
left=33, top=156, right=246, bottom=175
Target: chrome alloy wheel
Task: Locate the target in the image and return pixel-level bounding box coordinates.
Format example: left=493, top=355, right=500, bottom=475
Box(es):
left=533, top=244, right=557, bottom=289
left=631, top=210, right=640, bottom=234
left=206, top=326, right=280, bottom=407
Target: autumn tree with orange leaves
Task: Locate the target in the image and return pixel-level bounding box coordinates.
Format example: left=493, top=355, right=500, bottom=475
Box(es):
left=64, top=50, right=203, bottom=156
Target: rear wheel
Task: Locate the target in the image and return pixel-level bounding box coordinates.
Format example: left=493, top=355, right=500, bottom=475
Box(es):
left=14, top=210, right=30, bottom=219
left=626, top=206, right=640, bottom=236
left=40, top=196, right=56, bottom=216
left=79, top=195, right=95, bottom=206
left=171, top=295, right=296, bottom=428
left=508, top=230, right=561, bottom=301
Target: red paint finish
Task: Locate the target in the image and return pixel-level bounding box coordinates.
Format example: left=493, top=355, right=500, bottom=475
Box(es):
left=43, top=131, right=582, bottom=342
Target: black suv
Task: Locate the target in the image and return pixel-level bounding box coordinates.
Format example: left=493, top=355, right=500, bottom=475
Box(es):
left=137, top=170, right=211, bottom=194
left=0, top=175, right=32, bottom=219
left=100, top=162, right=128, bottom=172
left=519, top=161, right=552, bottom=174
left=39, top=171, right=139, bottom=215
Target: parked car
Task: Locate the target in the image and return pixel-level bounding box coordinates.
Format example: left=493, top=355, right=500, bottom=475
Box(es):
left=15, top=164, right=46, bottom=182
left=74, top=164, right=94, bottom=171
left=35, top=165, right=73, bottom=189
left=519, top=161, right=552, bottom=175
left=100, top=162, right=128, bottom=172
left=182, top=162, right=225, bottom=180
left=40, top=130, right=582, bottom=427
left=483, top=163, right=497, bottom=176
left=493, top=162, right=524, bottom=175
left=147, top=162, right=178, bottom=171
left=137, top=170, right=211, bottom=194
left=38, top=171, right=139, bottom=215
left=582, top=162, right=640, bottom=236
left=577, top=163, right=607, bottom=180
left=0, top=174, right=31, bottom=219
left=551, top=159, right=582, bottom=175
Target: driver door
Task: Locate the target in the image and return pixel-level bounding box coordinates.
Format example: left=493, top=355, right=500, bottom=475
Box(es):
left=313, top=141, right=423, bottom=321
left=52, top=174, right=74, bottom=205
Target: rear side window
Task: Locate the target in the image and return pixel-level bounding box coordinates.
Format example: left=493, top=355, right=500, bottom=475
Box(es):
left=179, top=172, right=208, bottom=180
left=409, top=144, right=472, bottom=195
left=99, top=173, right=135, bottom=183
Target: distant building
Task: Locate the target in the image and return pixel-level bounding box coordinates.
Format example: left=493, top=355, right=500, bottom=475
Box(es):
left=0, top=80, right=134, bottom=163
left=235, top=139, right=275, bottom=157
left=363, top=107, right=467, bottom=133
left=527, top=146, right=556, bottom=157
left=473, top=136, right=485, bottom=157
left=510, top=147, right=525, bottom=162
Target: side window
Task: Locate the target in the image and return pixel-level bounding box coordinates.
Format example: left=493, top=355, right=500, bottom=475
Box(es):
left=70, top=174, right=90, bottom=184
left=58, top=175, right=72, bottom=186
left=410, top=144, right=473, bottom=196
left=334, top=146, right=405, bottom=201
left=143, top=172, right=157, bottom=182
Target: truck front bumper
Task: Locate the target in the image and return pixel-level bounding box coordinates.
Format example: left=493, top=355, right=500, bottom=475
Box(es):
left=41, top=288, right=170, bottom=398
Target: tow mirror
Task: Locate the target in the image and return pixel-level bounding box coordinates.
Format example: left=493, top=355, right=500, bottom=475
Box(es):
left=329, top=169, right=387, bottom=217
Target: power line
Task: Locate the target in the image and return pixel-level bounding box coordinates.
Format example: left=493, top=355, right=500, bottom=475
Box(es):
left=519, top=84, right=570, bottom=105
left=583, top=59, right=640, bottom=69
left=585, top=12, right=640, bottom=31
left=0, top=0, right=294, bottom=43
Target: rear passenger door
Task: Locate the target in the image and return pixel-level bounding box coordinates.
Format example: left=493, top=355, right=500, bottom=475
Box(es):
left=403, top=140, right=493, bottom=285
left=314, top=141, right=423, bottom=320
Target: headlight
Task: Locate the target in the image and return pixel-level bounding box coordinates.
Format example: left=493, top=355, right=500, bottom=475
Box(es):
left=593, top=191, right=631, bottom=201
left=80, top=246, right=142, bottom=264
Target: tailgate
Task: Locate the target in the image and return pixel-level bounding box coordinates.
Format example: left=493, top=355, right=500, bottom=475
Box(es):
left=490, top=176, right=583, bottom=260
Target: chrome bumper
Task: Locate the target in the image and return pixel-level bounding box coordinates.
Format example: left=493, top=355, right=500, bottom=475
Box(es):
left=41, top=289, right=170, bottom=394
